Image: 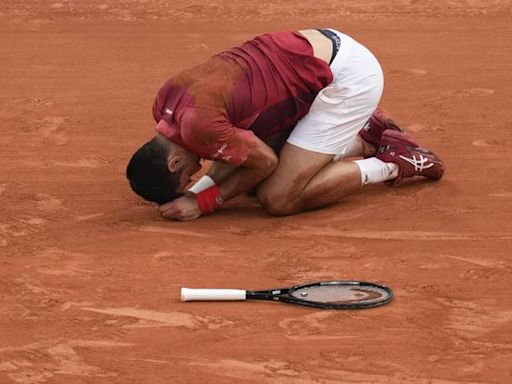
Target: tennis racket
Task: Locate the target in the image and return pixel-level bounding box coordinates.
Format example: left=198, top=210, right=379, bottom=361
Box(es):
left=181, top=280, right=393, bottom=309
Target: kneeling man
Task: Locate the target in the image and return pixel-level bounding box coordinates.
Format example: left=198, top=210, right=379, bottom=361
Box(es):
left=126, top=28, right=444, bottom=220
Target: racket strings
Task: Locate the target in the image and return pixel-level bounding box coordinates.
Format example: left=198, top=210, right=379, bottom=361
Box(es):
left=290, top=285, right=389, bottom=304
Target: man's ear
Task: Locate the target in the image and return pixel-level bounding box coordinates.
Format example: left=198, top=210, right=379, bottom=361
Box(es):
left=167, top=155, right=182, bottom=173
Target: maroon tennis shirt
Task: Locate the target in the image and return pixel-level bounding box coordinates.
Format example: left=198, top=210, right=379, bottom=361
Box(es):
left=153, top=31, right=332, bottom=166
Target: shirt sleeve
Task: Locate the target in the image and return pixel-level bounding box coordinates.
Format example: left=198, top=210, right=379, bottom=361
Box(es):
left=180, top=107, right=257, bottom=166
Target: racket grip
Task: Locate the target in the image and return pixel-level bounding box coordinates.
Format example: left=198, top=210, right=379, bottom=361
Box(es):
left=181, top=288, right=247, bottom=302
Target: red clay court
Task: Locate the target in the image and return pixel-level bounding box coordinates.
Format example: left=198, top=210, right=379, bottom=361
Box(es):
left=1, top=1, right=511, bottom=383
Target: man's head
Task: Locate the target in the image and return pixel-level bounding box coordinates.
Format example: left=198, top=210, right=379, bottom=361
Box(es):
left=126, top=134, right=202, bottom=204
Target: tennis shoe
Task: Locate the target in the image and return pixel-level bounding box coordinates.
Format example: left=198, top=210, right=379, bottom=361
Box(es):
left=376, top=130, right=445, bottom=186
left=358, top=107, right=404, bottom=151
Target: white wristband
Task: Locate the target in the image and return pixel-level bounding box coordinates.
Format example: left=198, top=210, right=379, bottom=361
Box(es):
left=188, top=175, right=216, bottom=194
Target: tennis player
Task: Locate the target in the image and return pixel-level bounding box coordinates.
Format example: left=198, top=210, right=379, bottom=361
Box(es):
left=126, top=28, right=444, bottom=220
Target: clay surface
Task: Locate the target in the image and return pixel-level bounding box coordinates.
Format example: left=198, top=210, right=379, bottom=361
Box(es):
left=1, top=1, right=511, bottom=383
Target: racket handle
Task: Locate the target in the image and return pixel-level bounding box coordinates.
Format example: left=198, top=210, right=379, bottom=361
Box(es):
left=181, top=288, right=247, bottom=302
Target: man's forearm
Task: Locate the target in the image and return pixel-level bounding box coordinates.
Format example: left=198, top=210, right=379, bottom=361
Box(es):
left=192, top=135, right=278, bottom=213
left=217, top=161, right=276, bottom=201
left=206, top=161, right=238, bottom=184
left=216, top=136, right=278, bottom=201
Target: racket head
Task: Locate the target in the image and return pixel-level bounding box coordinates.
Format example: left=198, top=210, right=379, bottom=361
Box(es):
left=280, top=280, right=393, bottom=309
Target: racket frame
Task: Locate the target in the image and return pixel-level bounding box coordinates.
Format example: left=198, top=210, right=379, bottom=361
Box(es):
left=246, top=280, right=393, bottom=309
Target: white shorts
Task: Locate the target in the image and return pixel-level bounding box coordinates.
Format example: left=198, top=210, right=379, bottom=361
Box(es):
left=287, top=30, right=384, bottom=159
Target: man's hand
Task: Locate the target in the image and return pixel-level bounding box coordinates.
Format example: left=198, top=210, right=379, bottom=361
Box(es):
left=158, top=193, right=201, bottom=221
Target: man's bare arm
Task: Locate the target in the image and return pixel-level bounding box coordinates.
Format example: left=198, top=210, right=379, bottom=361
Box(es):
left=158, top=136, right=277, bottom=220
left=205, top=162, right=238, bottom=184
left=205, top=128, right=290, bottom=185
left=216, top=135, right=278, bottom=200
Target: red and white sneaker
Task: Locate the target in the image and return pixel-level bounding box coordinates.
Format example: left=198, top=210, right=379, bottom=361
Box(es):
left=358, top=107, right=404, bottom=151
left=376, top=130, right=445, bottom=186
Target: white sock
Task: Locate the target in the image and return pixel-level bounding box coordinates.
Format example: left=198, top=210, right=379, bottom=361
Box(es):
left=353, top=158, right=399, bottom=187
left=333, top=137, right=364, bottom=161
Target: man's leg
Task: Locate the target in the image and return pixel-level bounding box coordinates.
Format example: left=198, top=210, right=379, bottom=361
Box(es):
left=257, top=129, right=444, bottom=216
left=256, top=143, right=358, bottom=215
left=257, top=142, right=396, bottom=215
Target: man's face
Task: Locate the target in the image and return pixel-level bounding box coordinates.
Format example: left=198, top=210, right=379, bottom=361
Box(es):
left=177, top=153, right=202, bottom=191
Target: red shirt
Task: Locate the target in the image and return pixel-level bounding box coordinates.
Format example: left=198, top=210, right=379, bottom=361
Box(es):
left=153, top=31, right=332, bottom=165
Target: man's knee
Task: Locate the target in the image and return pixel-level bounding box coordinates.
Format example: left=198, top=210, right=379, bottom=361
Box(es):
left=257, top=188, right=297, bottom=216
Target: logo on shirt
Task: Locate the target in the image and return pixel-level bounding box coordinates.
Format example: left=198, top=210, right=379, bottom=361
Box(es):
left=212, top=143, right=232, bottom=162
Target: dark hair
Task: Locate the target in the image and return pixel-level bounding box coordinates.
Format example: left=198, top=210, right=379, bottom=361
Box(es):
left=126, top=137, right=183, bottom=204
